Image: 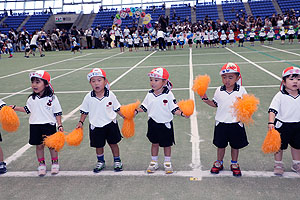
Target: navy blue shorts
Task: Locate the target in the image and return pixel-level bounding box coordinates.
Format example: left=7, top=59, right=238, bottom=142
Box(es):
left=89, top=121, right=122, bottom=148
left=147, top=118, right=175, bottom=147
left=275, top=120, right=300, bottom=150
left=213, top=122, right=248, bottom=149
left=29, top=124, right=57, bottom=145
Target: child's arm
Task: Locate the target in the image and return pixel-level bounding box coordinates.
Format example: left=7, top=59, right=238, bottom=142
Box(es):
left=76, top=114, right=87, bottom=129
left=116, top=110, right=125, bottom=118
left=268, top=112, right=276, bottom=130
left=55, top=115, right=64, bottom=132
left=201, top=94, right=217, bottom=108
left=174, top=109, right=189, bottom=118
left=10, top=105, right=26, bottom=112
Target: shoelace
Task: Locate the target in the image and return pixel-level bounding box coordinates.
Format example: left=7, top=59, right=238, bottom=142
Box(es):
left=115, top=162, right=122, bottom=167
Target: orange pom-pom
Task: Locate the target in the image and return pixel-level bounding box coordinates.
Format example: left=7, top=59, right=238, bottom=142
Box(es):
left=65, top=128, right=83, bottom=146
left=192, top=74, right=211, bottom=97
left=120, top=100, right=140, bottom=119
left=177, top=99, right=194, bottom=117
left=121, top=119, right=135, bottom=138
left=262, top=128, right=281, bottom=154
left=232, top=94, right=260, bottom=125
left=0, top=106, right=20, bottom=132
left=43, top=131, right=65, bottom=152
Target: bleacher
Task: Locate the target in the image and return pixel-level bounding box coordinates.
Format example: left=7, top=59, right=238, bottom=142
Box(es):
left=169, top=4, right=191, bottom=24
left=277, top=0, right=300, bottom=15
left=0, top=15, right=26, bottom=34
left=248, top=0, right=277, bottom=18
left=92, top=9, right=117, bottom=29
left=145, top=6, right=166, bottom=25
left=196, top=2, right=219, bottom=22
left=22, top=14, right=50, bottom=34
left=222, top=1, right=247, bottom=22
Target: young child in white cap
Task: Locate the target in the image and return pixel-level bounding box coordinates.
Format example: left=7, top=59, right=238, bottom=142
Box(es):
left=268, top=66, right=300, bottom=176
left=136, top=67, right=188, bottom=174
left=201, top=63, right=248, bottom=177
left=13, top=70, right=63, bottom=176
left=76, top=68, right=124, bottom=173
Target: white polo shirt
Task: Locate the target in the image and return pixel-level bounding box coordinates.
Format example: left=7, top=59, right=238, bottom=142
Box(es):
left=0, top=99, right=6, bottom=109
left=80, top=89, right=121, bottom=128
left=212, top=84, right=247, bottom=123
left=269, top=90, right=300, bottom=122
left=24, top=95, right=62, bottom=125
left=141, top=88, right=179, bottom=123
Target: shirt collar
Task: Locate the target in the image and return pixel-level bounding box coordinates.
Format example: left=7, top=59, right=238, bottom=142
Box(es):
left=220, top=83, right=239, bottom=92
left=91, top=88, right=109, bottom=98
left=149, top=86, right=170, bottom=95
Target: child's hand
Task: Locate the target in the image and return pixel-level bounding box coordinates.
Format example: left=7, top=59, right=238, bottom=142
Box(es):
left=201, top=93, right=208, bottom=101
left=182, top=113, right=190, bottom=119
left=58, top=125, right=64, bottom=132
left=268, top=124, right=274, bottom=131
left=76, top=121, right=83, bottom=129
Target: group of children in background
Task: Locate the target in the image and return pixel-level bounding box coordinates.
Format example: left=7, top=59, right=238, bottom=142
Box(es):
left=0, top=62, right=300, bottom=178
left=115, top=26, right=300, bottom=52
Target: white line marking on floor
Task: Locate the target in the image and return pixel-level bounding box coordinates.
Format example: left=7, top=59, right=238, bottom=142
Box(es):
left=4, top=52, right=124, bottom=165
left=262, top=45, right=300, bottom=57
left=0, top=53, right=92, bottom=80
left=1, top=170, right=299, bottom=178
left=189, top=48, right=202, bottom=180
left=226, top=47, right=282, bottom=81
left=4, top=51, right=156, bottom=166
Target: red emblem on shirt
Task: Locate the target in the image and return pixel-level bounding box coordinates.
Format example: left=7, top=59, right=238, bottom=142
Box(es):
left=107, top=102, right=112, bottom=107
left=163, top=99, right=168, bottom=106
left=47, top=99, right=52, bottom=106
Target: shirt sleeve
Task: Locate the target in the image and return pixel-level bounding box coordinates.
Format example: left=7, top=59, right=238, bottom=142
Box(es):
left=80, top=93, right=90, bottom=115
left=0, top=99, right=6, bottom=110
left=269, top=92, right=281, bottom=115
left=52, top=96, right=63, bottom=116
left=110, top=92, right=121, bottom=112
left=141, top=93, right=149, bottom=112
left=24, top=97, right=32, bottom=114
left=212, top=88, right=220, bottom=107
left=168, top=92, right=179, bottom=114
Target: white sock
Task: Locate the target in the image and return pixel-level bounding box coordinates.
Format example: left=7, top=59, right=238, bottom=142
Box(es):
left=164, top=156, right=171, bottom=162
left=275, top=160, right=283, bottom=164
left=292, top=160, right=300, bottom=165
left=151, top=156, right=158, bottom=162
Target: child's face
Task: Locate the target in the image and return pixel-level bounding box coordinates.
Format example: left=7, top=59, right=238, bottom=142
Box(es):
left=149, top=77, right=166, bottom=91
left=283, top=75, right=300, bottom=92
left=90, top=76, right=107, bottom=93
left=221, top=73, right=240, bottom=89
left=31, top=78, right=47, bottom=94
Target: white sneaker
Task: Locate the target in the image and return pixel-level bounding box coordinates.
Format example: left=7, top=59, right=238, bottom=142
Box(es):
left=38, top=165, right=46, bottom=177
left=164, top=161, right=173, bottom=174
left=51, top=164, right=60, bottom=175
left=146, top=161, right=158, bottom=173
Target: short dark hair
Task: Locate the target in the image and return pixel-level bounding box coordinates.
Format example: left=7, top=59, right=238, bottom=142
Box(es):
left=282, top=74, right=299, bottom=82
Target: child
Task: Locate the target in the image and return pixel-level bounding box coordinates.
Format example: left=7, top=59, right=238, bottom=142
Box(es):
left=76, top=68, right=124, bottom=173
left=209, top=30, right=214, bottom=48
left=4, top=39, right=13, bottom=58
left=213, top=30, right=219, bottom=48
left=297, top=26, right=300, bottom=44
left=166, top=33, right=172, bottom=51
left=119, top=35, right=125, bottom=52
left=203, top=31, right=209, bottom=48
left=268, top=66, right=300, bottom=176
left=249, top=28, right=256, bottom=46
left=0, top=99, right=7, bottom=174
left=172, top=32, right=177, bottom=50
left=280, top=27, right=286, bottom=45
left=220, top=30, right=227, bottom=48
left=179, top=32, right=185, bottom=49
left=259, top=28, right=266, bottom=45
left=287, top=26, right=295, bottom=44
left=150, top=30, right=157, bottom=51
left=228, top=30, right=235, bottom=47
left=71, top=37, right=81, bottom=54
left=136, top=67, right=188, bottom=174
left=238, top=29, right=244, bottom=47
left=187, top=31, right=193, bottom=48
left=13, top=70, right=63, bottom=176
left=267, top=27, right=275, bottom=45
left=143, top=33, right=150, bottom=51
left=25, top=31, right=45, bottom=58
left=201, top=63, right=248, bottom=177
left=133, top=34, right=140, bottom=52
left=195, top=31, right=202, bottom=48
left=127, top=35, right=133, bottom=52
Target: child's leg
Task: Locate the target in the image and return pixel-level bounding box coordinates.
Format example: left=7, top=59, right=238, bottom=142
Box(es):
left=109, top=143, right=119, bottom=157
left=230, top=148, right=242, bottom=176
left=231, top=148, right=239, bottom=162
left=36, top=144, right=45, bottom=163
left=217, top=147, right=225, bottom=161
left=0, top=146, right=3, bottom=162
left=147, top=143, right=159, bottom=173
left=49, top=148, right=58, bottom=163
left=274, top=150, right=283, bottom=161
left=151, top=143, right=159, bottom=157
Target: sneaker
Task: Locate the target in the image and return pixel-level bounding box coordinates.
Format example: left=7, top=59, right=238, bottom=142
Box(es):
left=210, top=161, right=223, bottom=174
left=231, top=163, right=242, bottom=177
left=38, top=164, right=46, bottom=177
left=114, top=161, right=123, bottom=172
left=93, top=161, right=105, bottom=173
left=146, top=161, right=159, bottom=173
left=0, top=162, right=7, bottom=174
left=51, top=163, right=59, bottom=175
left=291, top=163, right=300, bottom=175
left=274, top=162, right=284, bottom=176
left=40, top=54, right=45, bottom=57
left=163, top=161, right=173, bottom=174
left=24, top=56, right=29, bottom=58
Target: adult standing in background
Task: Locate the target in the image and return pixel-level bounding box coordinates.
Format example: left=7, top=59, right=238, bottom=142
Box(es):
left=85, top=28, right=93, bottom=49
